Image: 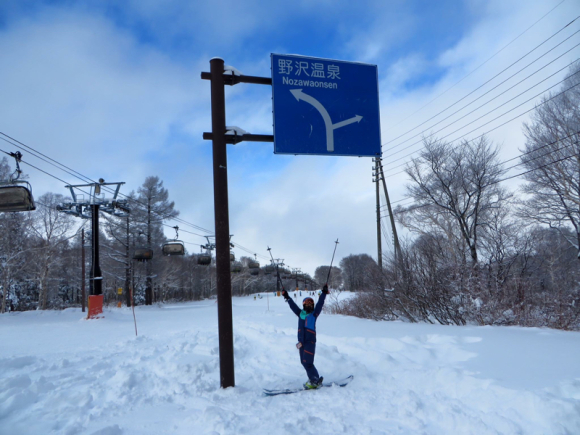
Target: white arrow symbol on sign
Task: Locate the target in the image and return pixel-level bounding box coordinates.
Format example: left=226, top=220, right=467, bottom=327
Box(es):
left=290, top=89, right=363, bottom=152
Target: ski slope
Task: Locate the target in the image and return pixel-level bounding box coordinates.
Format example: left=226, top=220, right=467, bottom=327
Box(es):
left=1, top=292, right=579, bottom=435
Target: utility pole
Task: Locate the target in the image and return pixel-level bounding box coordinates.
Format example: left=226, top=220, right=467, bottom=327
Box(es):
left=377, top=158, right=402, bottom=263
left=373, top=158, right=383, bottom=269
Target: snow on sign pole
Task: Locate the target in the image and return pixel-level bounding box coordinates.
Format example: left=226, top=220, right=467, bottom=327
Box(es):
left=271, top=54, right=382, bottom=157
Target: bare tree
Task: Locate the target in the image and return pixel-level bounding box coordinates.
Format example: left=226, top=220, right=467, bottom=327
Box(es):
left=399, top=136, right=511, bottom=266
left=518, top=62, right=580, bottom=259
left=339, top=254, right=378, bottom=291
left=28, top=193, right=76, bottom=310
left=314, top=265, right=342, bottom=289
left=0, top=212, right=28, bottom=313
left=0, top=157, right=29, bottom=313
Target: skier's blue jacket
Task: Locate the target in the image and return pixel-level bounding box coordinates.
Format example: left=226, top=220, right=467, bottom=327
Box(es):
left=286, top=293, right=327, bottom=345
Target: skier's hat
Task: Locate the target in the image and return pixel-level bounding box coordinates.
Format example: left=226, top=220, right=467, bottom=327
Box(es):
left=303, top=297, right=314, bottom=304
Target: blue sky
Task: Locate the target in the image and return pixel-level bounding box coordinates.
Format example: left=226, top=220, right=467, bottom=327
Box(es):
left=0, top=0, right=578, bottom=275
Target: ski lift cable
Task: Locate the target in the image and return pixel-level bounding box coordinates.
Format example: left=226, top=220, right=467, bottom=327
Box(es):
left=0, top=132, right=95, bottom=185
left=233, top=241, right=270, bottom=260
left=0, top=132, right=214, bottom=235
left=382, top=43, right=580, bottom=159
left=1, top=151, right=208, bottom=241
left=382, top=6, right=574, bottom=147
left=0, top=143, right=272, bottom=259
left=0, top=137, right=212, bottom=236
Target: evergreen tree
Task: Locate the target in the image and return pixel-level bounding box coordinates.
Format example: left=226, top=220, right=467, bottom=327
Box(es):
left=134, top=176, right=179, bottom=305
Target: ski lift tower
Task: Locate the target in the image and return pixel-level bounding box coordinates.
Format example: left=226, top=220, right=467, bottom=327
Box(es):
left=57, top=179, right=130, bottom=318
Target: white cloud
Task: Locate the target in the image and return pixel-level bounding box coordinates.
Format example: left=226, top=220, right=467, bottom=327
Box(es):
left=0, top=8, right=207, bottom=195
left=1, top=0, right=578, bottom=276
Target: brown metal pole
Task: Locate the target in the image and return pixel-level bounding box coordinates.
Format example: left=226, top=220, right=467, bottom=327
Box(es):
left=210, top=57, right=235, bottom=389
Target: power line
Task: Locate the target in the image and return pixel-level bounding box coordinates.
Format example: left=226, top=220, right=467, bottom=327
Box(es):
left=383, top=38, right=580, bottom=158
left=383, top=68, right=580, bottom=172
left=383, top=77, right=580, bottom=177
left=383, top=6, right=575, bottom=144
left=388, top=136, right=580, bottom=217
left=380, top=130, right=580, bottom=212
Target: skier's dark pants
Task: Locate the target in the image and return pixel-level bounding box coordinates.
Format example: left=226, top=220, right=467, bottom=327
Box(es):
left=300, top=342, right=320, bottom=381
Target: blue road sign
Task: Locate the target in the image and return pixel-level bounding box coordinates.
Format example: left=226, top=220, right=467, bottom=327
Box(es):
left=271, top=54, right=381, bottom=157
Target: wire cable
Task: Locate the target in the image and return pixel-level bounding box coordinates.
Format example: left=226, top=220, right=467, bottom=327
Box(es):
left=379, top=129, right=580, bottom=212
left=390, top=137, right=580, bottom=217
left=383, top=40, right=580, bottom=158
left=0, top=132, right=215, bottom=235
left=383, top=77, right=580, bottom=177
left=0, top=137, right=277, bottom=262
left=383, top=8, right=575, bottom=145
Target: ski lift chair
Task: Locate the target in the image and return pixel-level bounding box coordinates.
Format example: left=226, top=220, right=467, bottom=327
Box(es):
left=231, top=262, right=242, bottom=273
left=162, top=241, right=185, bottom=256
left=248, top=258, right=260, bottom=269
left=249, top=268, right=259, bottom=276
left=133, top=248, right=153, bottom=261
left=198, top=253, right=212, bottom=265
left=162, top=226, right=185, bottom=256
left=0, top=152, right=36, bottom=212
left=0, top=180, right=36, bottom=212
left=230, top=251, right=235, bottom=262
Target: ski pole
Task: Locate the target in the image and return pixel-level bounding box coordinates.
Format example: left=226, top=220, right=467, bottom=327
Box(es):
left=325, top=239, right=339, bottom=286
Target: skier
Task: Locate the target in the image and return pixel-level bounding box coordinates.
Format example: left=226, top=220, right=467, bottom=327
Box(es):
left=281, top=284, right=330, bottom=389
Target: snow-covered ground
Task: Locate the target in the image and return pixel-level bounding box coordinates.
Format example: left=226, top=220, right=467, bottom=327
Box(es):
left=1, top=291, right=579, bottom=435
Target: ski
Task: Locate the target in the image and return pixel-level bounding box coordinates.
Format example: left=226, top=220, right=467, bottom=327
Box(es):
left=263, top=375, right=353, bottom=396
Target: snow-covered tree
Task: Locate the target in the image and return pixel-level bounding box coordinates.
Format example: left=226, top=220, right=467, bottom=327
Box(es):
left=518, top=62, right=580, bottom=260
left=28, top=193, right=76, bottom=310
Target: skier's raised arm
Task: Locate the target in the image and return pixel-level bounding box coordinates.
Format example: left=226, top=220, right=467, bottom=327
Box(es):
left=282, top=290, right=301, bottom=316
left=313, top=284, right=329, bottom=317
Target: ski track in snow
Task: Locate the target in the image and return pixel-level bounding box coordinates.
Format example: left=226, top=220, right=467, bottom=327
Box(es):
left=1, top=294, right=579, bottom=435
